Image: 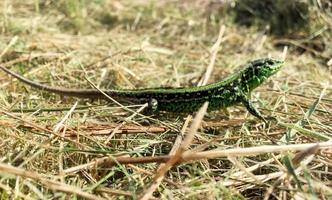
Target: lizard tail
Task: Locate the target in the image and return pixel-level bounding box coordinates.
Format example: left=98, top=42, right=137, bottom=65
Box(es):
left=0, top=65, right=102, bottom=98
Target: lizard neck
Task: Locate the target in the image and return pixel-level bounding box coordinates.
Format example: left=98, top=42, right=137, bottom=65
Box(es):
left=237, top=69, right=265, bottom=94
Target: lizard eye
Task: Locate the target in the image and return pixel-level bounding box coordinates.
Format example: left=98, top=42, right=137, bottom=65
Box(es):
left=266, top=59, right=277, bottom=68
left=266, top=60, right=274, bottom=65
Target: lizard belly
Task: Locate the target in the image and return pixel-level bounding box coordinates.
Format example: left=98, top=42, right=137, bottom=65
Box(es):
left=155, top=95, right=240, bottom=113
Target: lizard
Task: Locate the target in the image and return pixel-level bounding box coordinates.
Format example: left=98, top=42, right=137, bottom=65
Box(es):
left=0, top=58, right=284, bottom=122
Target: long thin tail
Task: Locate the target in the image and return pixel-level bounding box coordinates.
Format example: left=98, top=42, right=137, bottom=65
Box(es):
left=0, top=65, right=102, bottom=98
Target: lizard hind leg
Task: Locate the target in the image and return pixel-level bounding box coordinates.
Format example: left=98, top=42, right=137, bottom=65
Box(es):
left=147, top=98, right=158, bottom=112
left=140, top=98, right=158, bottom=116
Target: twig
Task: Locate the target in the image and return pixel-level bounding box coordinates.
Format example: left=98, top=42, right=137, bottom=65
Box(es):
left=139, top=102, right=209, bottom=200
left=64, top=125, right=167, bottom=137
left=63, top=141, right=332, bottom=173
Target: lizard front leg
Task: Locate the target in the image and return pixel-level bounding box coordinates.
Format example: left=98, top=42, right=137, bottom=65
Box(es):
left=240, top=95, right=267, bottom=123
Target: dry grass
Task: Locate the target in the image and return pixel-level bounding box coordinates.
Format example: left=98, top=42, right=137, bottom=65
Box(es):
left=0, top=0, right=331, bottom=199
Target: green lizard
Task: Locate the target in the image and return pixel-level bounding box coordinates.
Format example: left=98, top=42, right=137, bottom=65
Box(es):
left=0, top=58, right=284, bottom=122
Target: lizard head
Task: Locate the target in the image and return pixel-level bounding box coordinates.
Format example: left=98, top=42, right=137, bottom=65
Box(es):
left=241, top=58, right=284, bottom=91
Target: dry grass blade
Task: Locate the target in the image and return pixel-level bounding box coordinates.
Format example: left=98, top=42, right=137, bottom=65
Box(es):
left=291, top=144, right=319, bottom=166
left=95, top=187, right=132, bottom=197
left=104, top=103, right=148, bottom=144
left=0, top=36, right=18, bottom=59
left=199, top=25, right=225, bottom=86
left=279, top=87, right=327, bottom=143
left=53, top=101, right=78, bottom=133
left=227, top=156, right=263, bottom=185
left=183, top=142, right=332, bottom=160
left=56, top=102, right=78, bottom=181
left=0, top=162, right=105, bottom=200
left=127, top=164, right=180, bottom=188
left=0, top=109, right=90, bottom=149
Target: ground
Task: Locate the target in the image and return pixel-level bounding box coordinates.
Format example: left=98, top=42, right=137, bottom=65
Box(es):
left=0, top=1, right=331, bottom=199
